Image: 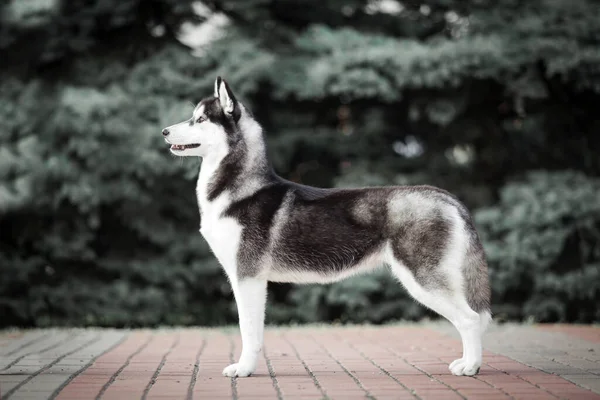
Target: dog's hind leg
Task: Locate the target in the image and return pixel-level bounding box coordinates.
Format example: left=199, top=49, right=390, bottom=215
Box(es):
left=222, top=277, right=268, bottom=378
left=386, top=208, right=490, bottom=376
left=389, top=256, right=483, bottom=375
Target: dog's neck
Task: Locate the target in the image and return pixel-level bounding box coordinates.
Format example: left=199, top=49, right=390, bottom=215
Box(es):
left=196, top=109, right=272, bottom=215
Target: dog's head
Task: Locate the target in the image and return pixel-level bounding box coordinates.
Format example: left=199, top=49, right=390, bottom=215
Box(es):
left=162, top=76, right=242, bottom=157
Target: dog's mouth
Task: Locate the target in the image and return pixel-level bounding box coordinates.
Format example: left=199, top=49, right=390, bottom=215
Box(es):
left=171, top=144, right=200, bottom=151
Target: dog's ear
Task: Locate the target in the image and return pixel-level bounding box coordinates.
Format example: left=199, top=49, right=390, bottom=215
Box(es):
left=216, top=77, right=237, bottom=115
left=214, top=76, right=222, bottom=98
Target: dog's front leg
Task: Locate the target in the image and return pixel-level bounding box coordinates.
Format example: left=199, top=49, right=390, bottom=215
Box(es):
left=223, top=278, right=268, bottom=378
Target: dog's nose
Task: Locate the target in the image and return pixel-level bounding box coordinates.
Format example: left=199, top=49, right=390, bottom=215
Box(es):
left=162, top=128, right=170, bottom=137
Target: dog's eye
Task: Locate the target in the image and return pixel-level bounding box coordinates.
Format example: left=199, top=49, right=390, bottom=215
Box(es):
left=196, top=116, right=206, bottom=123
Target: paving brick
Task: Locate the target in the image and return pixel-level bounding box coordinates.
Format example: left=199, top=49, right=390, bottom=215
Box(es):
left=0, top=375, right=29, bottom=397
left=55, top=331, right=149, bottom=400
left=0, top=331, right=72, bottom=371
left=263, top=331, right=324, bottom=399
left=538, top=324, right=600, bottom=343
left=2, top=325, right=600, bottom=399
left=192, top=330, right=234, bottom=399
left=0, top=331, right=49, bottom=358
left=145, top=331, right=202, bottom=399
left=99, top=332, right=175, bottom=399
left=1, top=331, right=104, bottom=399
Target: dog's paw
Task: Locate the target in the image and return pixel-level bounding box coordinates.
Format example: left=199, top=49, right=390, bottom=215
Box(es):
left=222, top=363, right=254, bottom=378
left=449, top=358, right=480, bottom=376
left=449, top=358, right=464, bottom=371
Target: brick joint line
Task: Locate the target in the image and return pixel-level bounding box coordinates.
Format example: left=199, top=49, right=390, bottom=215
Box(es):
left=471, top=371, right=516, bottom=399
left=575, top=353, right=600, bottom=366
left=454, top=362, right=516, bottom=400
left=282, top=333, right=329, bottom=400
left=95, top=333, right=154, bottom=400
left=539, top=352, right=600, bottom=377
left=263, top=344, right=283, bottom=400
left=309, top=333, right=377, bottom=400
left=142, top=333, right=181, bottom=400
left=186, top=335, right=207, bottom=400
left=502, top=331, right=600, bottom=375
left=360, top=331, right=467, bottom=400
left=3, top=333, right=101, bottom=400
left=3, top=332, right=51, bottom=357
left=343, top=332, right=421, bottom=400
left=532, top=334, right=600, bottom=366
left=436, top=330, right=564, bottom=398
left=437, top=326, right=600, bottom=397
left=478, top=377, right=519, bottom=400
left=1, top=332, right=79, bottom=372
left=49, top=332, right=129, bottom=400
left=485, top=362, right=561, bottom=399
left=420, top=345, right=515, bottom=400
left=228, top=334, right=238, bottom=400
left=404, top=353, right=468, bottom=399
left=399, top=334, right=514, bottom=399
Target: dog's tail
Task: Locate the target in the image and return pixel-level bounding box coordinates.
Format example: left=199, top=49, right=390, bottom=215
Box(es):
left=462, top=216, right=492, bottom=327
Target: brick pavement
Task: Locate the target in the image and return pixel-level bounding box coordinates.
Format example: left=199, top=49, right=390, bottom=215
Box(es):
left=0, top=323, right=598, bottom=400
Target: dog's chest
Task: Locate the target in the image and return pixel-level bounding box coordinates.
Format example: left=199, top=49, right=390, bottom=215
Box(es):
left=198, top=196, right=243, bottom=275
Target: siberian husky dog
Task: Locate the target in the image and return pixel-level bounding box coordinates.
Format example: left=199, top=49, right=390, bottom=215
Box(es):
left=162, top=77, right=491, bottom=378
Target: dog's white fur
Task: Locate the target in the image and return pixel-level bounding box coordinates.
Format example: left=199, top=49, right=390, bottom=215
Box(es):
left=164, top=78, right=490, bottom=378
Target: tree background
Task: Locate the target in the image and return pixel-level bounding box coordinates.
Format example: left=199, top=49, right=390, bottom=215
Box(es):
left=1, top=0, right=599, bottom=327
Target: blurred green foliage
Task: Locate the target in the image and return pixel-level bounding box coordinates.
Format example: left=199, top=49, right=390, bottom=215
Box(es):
left=477, top=171, right=600, bottom=323
left=0, top=0, right=599, bottom=326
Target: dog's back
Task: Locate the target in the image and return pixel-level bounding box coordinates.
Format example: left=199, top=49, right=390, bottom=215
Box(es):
left=224, top=178, right=490, bottom=315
